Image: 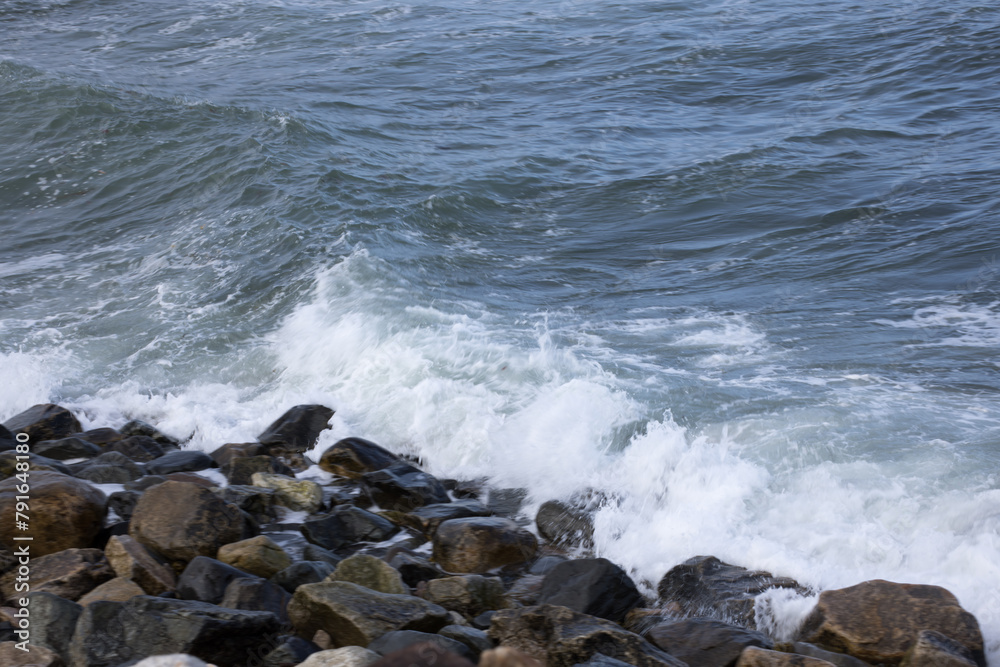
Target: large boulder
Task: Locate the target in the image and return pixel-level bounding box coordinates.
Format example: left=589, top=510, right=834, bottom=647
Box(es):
left=176, top=556, right=255, bottom=604
left=488, top=604, right=685, bottom=667
left=901, top=630, right=980, bottom=667
left=257, top=405, right=334, bottom=452
left=25, top=592, right=83, bottom=658
left=535, top=499, right=595, bottom=548
left=657, top=556, right=805, bottom=628
left=104, top=535, right=176, bottom=595
left=298, top=645, right=381, bottom=667
left=220, top=577, right=291, bottom=625
left=217, top=535, right=292, bottom=579
left=432, top=518, right=537, bottom=574
left=251, top=472, right=323, bottom=513
left=67, top=595, right=281, bottom=667
left=421, top=575, right=506, bottom=618
left=0, top=471, right=107, bottom=557
left=209, top=442, right=265, bottom=468
left=301, top=505, right=398, bottom=551
left=0, top=451, right=71, bottom=478
left=287, top=581, right=450, bottom=648
left=535, top=558, right=642, bottom=624
left=74, top=451, right=145, bottom=484
left=399, top=500, right=492, bottom=536
left=737, top=647, right=836, bottom=667
left=329, top=554, right=408, bottom=595
left=129, top=481, right=254, bottom=569
left=318, top=437, right=400, bottom=479
left=0, top=548, right=113, bottom=601
left=795, top=579, right=985, bottom=667
left=361, top=463, right=450, bottom=511
left=222, top=455, right=295, bottom=486
left=3, top=404, right=81, bottom=441
left=645, top=618, right=773, bottom=667
left=110, top=435, right=165, bottom=463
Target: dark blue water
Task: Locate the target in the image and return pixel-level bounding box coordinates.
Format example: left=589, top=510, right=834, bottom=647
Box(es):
left=2, top=0, right=999, bottom=654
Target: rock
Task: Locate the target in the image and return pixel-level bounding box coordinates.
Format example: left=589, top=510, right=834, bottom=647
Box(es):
left=33, top=437, right=103, bottom=461
left=901, top=629, right=980, bottom=667
left=119, top=420, right=180, bottom=448
left=0, top=450, right=72, bottom=477
left=75, top=451, right=146, bottom=484
left=488, top=605, right=685, bottom=667
left=67, top=595, right=280, bottom=667
left=573, top=656, right=636, bottom=667
left=298, top=646, right=381, bottom=667
left=422, top=575, right=506, bottom=618
left=389, top=551, right=446, bottom=588
left=222, top=455, right=295, bottom=486
left=368, top=631, right=475, bottom=660
left=145, top=450, right=214, bottom=476
left=657, top=556, right=805, bottom=628
left=258, top=635, right=319, bottom=667
left=109, top=490, right=141, bottom=521
left=479, top=647, right=544, bottom=667
left=777, top=643, right=869, bottom=667
left=251, top=472, right=323, bottom=513
left=795, top=579, right=985, bottom=666
left=303, top=544, right=344, bottom=569
left=104, top=535, right=176, bottom=595
left=216, top=535, right=292, bottom=579
left=401, top=500, right=493, bottom=536
left=369, top=643, right=474, bottom=667
left=130, top=656, right=210, bottom=667
left=361, top=463, right=450, bottom=512
left=535, top=558, right=642, bottom=624
left=471, top=610, right=495, bottom=630
left=535, top=499, right=594, bottom=548
left=270, top=561, right=337, bottom=594
left=287, top=580, right=450, bottom=648
left=528, top=555, right=567, bottom=575
left=110, top=435, right=165, bottom=463
left=506, top=574, right=546, bottom=606
left=257, top=405, right=334, bottom=453
left=215, top=485, right=277, bottom=521
left=25, top=591, right=82, bottom=658
left=737, top=647, right=836, bottom=667
left=221, top=577, right=290, bottom=625
left=129, top=481, right=254, bottom=569
left=432, top=518, right=537, bottom=574
left=76, top=577, right=145, bottom=605
left=0, top=548, right=113, bottom=601
left=329, top=554, right=407, bottom=594
left=301, top=505, right=399, bottom=551
left=0, top=640, right=65, bottom=666
left=438, top=625, right=493, bottom=659
left=318, top=437, right=400, bottom=479
left=645, top=618, right=772, bottom=667
left=0, top=471, right=107, bottom=557
left=0, top=426, right=14, bottom=452
left=176, top=556, right=256, bottom=604
left=485, top=489, right=527, bottom=518
left=75, top=428, right=123, bottom=448
left=209, top=442, right=265, bottom=467
left=3, top=404, right=81, bottom=441
left=164, top=472, right=218, bottom=488
left=126, top=475, right=168, bottom=492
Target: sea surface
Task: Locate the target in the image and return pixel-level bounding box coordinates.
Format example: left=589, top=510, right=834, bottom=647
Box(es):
left=2, top=0, right=999, bottom=657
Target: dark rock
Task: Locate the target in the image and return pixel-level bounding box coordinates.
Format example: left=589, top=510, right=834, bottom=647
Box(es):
left=110, top=435, right=165, bottom=463
left=318, top=437, right=400, bottom=479
left=209, top=442, right=265, bottom=467
left=645, top=618, right=773, bottom=667
left=302, top=544, right=343, bottom=569
left=129, top=481, right=255, bottom=570
left=221, top=577, right=291, bottom=625
left=145, top=450, right=214, bottom=476
left=486, top=489, right=527, bottom=518
left=222, top=455, right=295, bottom=486
left=75, top=428, right=123, bottom=448
left=778, top=642, right=870, bottom=667
left=109, top=491, right=141, bottom=521
left=901, top=629, right=980, bottom=667
left=300, top=505, right=398, bottom=551
left=34, top=437, right=102, bottom=461
left=536, top=558, right=642, bottom=624
left=536, top=499, right=594, bottom=548
left=506, top=574, right=545, bottom=606
left=177, top=556, right=256, bottom=604
left=25, top=591, right=83, bottom=658
left=3, top=404, right=81, bottom=441
left=0, top=450, right=72, bottom=477
left=0, top=471, right=107, bottom=557
left=403, top=500, right=492, bottom=535
left=164, top=472, right=218, bottom=488
left=257, top=404, right=334, bottom=453
left=369, top=630, right=475, bottom=660
left=91, top=521, right=130, bottom=552
left=488, top=604, right=685, bottom=667
left=529, top=555, right=568, bottom=576
left=0, top=425, right=15, bottom=452
left=119, top=420, right=180, bottom=448
left=105, top=535, right=176, bottom=596
left=795, top=579, right=985, bottom=667
left=67, top=595, right=281, bottom=667
left=432, top=518, right=537, bottom=574
left=0, top=548, right=113, bottom=601
left=573, top=656, right=636, bottom=667
left=215, top=485, right=277, bottom=520
left=258, top=635, right=319, bottom=667
left=76, top=576, right=145, bottom=606
left=124, top=475, right=167, bottom=492
left=471, top=610, right=495, bottom=630
left=422, top=575, right=506, bottom=618
left=439, top=625, right=493, bottom=660
left=288, top=580, right=450, bottom=648
left=737, top=647, right=836, bottom=667
left=75, top=452, right=145, bottom=484
left=389, top=551, right=446, bottom=588
left=362, top=462, right=450, bottom=511
left=370, top=642, right=474, bottom=667
left=269, top=561, right=336, bottom=594
left=657, top=556, right=805, bottom=628
left=0, top=640, right=65, bottom=666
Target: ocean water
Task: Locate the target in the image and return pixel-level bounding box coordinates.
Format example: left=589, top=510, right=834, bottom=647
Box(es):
left=2, top=0, right=999, bottom=657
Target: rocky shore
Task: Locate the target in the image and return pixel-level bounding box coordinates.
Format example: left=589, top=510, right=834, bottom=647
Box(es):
left=0, top=403, right=987, bottom=667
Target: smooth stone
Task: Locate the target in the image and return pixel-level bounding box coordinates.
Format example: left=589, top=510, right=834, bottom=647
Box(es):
left=270, top=560, right=336, bottom=594
left=34, top=437, right=102, bottom=460
left=119, top=420, right=180, bottom=448
left=432, top=518, right=537, bottom=574
left=110, top=436, right=165, bottom=463
left=257, top=404, right=335, bottom=453
left=535, top=499, right=594, bottom=548
left=361, top=463, right=450, bottom=512
left=389, top=551, right=446, bottom=588
left=318, top=437, right=400, bottom=479
left=3, top=403, right=82, bottom=441
left=300, top=505, right=398, bottom=551
left=535, top=558, right=642, bottom=624
left=0, top=471, right=107, bottom=557
left=129, top=656, right=210, bottom=667
left=329, top=554, right=408, bottom=595
left=401, top=500, right=492, bottom=535
left=645, top=618, right=773, bottom=667
left=145, top=450, right=214, bottom=476
left=368, top=630, right=474, bottom=660
left=77, top=576, right=146, bottom=606
left=176, top=556, right=256, bottom=604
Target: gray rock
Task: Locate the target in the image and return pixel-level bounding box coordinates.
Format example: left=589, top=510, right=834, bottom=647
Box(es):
left=221, top=577, right=291, bottom=625
left=0, top=471, right=107, bottom=557
left=536, top=558, right=642, bottom=624
left=109, top=490, right=141, bottom=521
left=389, top=551, right=446, bottom=588
left=432, top=517, right=537, bottom=574
left=318, top=437, right=399, bottom=479
left=536, top=499, right=594, bottom=548
left=25, top=592, right=83, bottom=659
left=645, top=618, right=772, bottom=667
left=303, top=543, right=343, bottom=569
left=76, top=451, right=146, bottom=483
left=330, top=554, right=408, bottom=595
left=438, top=625, right=492, bottom=660
left=222, top=455, right=295, bottom=486
left=258, top=405, right=335, bottom=453
left=270, top=560, right=336, bottom=594
left=258, top=635, right=320, bottom=667
left=34, top=437, right=102, bottom=460
left=111, top=436, right=165, bottom=463
left=177, top=556, right=256, bottom=604
left=402, top=500, right=492, bottom=535
left=301, top=505, right=399, bottom=551
left=361, top=463, right=451, bottom=512
left=298, top=646, right=380, bottom=667
left=0, top=548, right=113, bottom=601
left=422, top=575, right=506, bottom=618
left=368, top=630, right=474, bottom=660
left=119, top=420, right=180, bottom=448
left=485, top=488, right=527, bottom=518
left=3, top=403, right=81, bottom=441
left=215, top=484, right=277, bottom=520
left=145, top=450, right=214, bottom=476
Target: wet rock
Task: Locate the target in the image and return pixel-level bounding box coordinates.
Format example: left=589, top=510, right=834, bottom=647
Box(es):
left=901, top=629, right=979, bottom=667
left=270, top=561, right=336, bottom=594
left=329, top=554, right=408, bottom=594
left=777, top=642, right=869, bottom=667
left=258, top=404, right=334, bottom=452
left=221, top=577, right=291, bottom=625
left=298, top=646, right=381, bottom=667
left=0, top=471, right=107, bottom=557
left=439, top=625, right=493, bottom=660
left=301, top=505, right=398, bottom=551
left=209, top=442, right=264, bottom=468
left=471, top=610, right=495, bottom=630
left=111, top=435, right=165, bottom=463
left=251, top=472, right=323, bottom=513
left=505, top=574, right=546, bottom=606
left=119, top=420, right=180, bottom=448
left=362, top=463, right=450, bottom=511
left=485, top=489, right=527, bottom=519
left=222, top=455, right=295, bottom=486
left=176, top=556, right=255, bottom=604
left=737, top=647, right=836, bottom=667
left=488, top=604, right=685, bottom=667
left=370, top=643, right=474, bottom=667
left=67, top=595, right=281, bottom=667
left=645, top=618, right=773, bottom=667
left=125, top=475, right=168, bottom=492
left=25, top=591, right=82, bottom=658
left=75, top=428, right=123, bottom=448
left=34, top=437, right=102, bottom=461
left=145, top=450, right=214, bottom=476
left=76, top=577, right=145, bottom=606
left=105, top=535, right=176, bottom=595
left=401, top=500, right=492, bottom=536
left=573, top=656, right=636, bottom=667
left=657, top=556, right=805, bottom=628
left=0, top=548, right=113, bottom=601
left=109, top=491, right=141, bottom=521
left=536, top=558, right=642, bottom=624
left=129, top=481, right=254, bottom=569
left=0, top=451, right=72, bottom=478
left=422, top=574, right=506, bottom=618
left=258, top=635, right=320, bottom=667
left=535, top=499, right=594, bottom=548
left=478, top=647, right=543, bottom=667
left=318, top=437, right=400, bottom=479
left=303, top=544, right=344, bottom=568
left=3, top=404, right=81, bottom=441
left=0, top=640, right=65, bottom=666
left=75, top=451, right=146, bottom=484
left=389, top=551, right=446, bottom=588
left=215, top=485, right=277, bottom=521
left=217, top=535, right=292, bottom=579
left=432, top=518, right=537, bottom=574
left=164, top=472, right=218, bottom=488
left=0, top=426, right=15, bottom=453
left=528, top=555, right=567, bottom=575
left=795, top=579, right=985, bottom=667
left=288, top=580, right=450, bottom=648
left=368, top=631, right=475, bottom=660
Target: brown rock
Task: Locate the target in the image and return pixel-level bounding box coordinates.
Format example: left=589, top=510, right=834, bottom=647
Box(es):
left=0, top=548, right=113, bottom=601
left=422, top=575, right=507, bottom=618
left=209, top=442, right=265, bottom=467
left=76, top=576, right=145, bottom=606
left=164, top=472, right=218, bottom=488
left=432, top=518, right=537, bottom=574
left=105, top=534, right=176, bottom=595
left=479, top=647, right=544, bottom=667
left=737, top=647, right=836, bottom=667
left=318, top=437, right=400, bottom=479
left=3, top=404, right=81, bottom=441
left=0, top=641, right=65, bottom=666
left=796, top=579, right=985, bottom=667
left=901, top=630, right=980, bottom=667
left=0, top=472, right=107, bottom=557
left=646, top=618, right=773, bottom=667
left=216, top=535, right=292, bottom=579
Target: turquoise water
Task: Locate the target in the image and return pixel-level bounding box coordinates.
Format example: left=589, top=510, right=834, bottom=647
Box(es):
left=2, top=0, right=999, bottom=656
